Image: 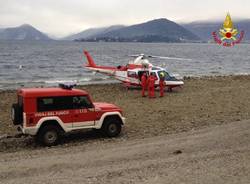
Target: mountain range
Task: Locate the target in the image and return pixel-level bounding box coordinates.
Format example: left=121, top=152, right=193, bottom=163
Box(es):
left=0, top=24, right=51, bottom=41
left=64, top=25, right=125, bottom=40
left=70, top=19, right=200, bottom=42
left=0, top=18, right=250, bottom=42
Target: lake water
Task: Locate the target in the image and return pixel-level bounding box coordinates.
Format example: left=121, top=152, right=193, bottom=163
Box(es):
left=0, top=41, right=250, bottom=89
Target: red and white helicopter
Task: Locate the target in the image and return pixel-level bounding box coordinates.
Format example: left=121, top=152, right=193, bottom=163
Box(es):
left=83, top=50, right=187, bottom=91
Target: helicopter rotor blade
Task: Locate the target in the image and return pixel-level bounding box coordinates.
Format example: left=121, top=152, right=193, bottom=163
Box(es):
left=129, top=55, right=139, bottom=57
left=129, top=54, right=191, bottom=61
left=129, top=54, right=145, bottom=58
left=148, top=55, right=192, bottom=61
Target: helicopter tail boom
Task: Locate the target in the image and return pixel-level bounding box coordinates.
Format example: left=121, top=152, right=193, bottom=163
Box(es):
left=83, top=50, right=117, bottom=75
left=83, top=50, right=97, bottom=67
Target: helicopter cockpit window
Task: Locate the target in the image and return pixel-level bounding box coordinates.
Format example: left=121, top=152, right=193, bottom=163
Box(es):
left=157, top=71, right=172, bottom=80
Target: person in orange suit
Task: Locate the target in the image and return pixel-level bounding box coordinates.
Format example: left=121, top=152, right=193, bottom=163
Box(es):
left=141, top=72, right=148, bottom=97
left=159, top=72, right=165, bottom=97
left=148, top=73, right=157, bottom=98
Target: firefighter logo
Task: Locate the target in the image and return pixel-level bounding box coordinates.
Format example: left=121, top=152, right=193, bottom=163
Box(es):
left=212, top=13, right=244, bottom=47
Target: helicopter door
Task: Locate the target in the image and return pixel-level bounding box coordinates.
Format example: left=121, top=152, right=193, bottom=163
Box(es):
left=149, top=72, right=159, bottom=80
left=138, top=71, right=149, bottom=81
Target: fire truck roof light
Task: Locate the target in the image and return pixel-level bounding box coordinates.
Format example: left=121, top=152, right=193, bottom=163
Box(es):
left=58, top=83, right=77, bottom=90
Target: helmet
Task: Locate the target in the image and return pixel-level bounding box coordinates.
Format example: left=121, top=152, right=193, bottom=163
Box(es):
left=160, top=72, right=165, bottom=77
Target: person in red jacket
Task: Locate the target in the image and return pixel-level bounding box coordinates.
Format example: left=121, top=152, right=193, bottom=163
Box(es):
left=159, top=72, right=165, bottom=97
left=141, top=72, right=148, bottom=97
left=148, top=73, right=157, bottom=98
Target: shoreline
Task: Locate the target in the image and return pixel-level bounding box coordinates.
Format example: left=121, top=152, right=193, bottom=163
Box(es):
left=1, top=74, right=250, bottom=92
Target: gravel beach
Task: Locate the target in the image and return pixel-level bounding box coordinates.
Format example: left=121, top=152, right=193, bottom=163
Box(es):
left=0, top=75, right=250, bottom=183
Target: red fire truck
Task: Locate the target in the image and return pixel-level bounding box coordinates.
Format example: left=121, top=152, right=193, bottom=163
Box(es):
left=11, top=84, right=125, bottom=146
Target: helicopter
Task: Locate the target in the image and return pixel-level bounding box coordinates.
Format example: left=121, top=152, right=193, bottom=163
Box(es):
left=83, top=50, right=187, bottom=91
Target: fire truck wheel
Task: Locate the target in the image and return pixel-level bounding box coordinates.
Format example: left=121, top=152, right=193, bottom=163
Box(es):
left=102, top=117, right=122, bottom=137
left=37, top=125, right=61, bottom=146
left=11, top=104, right=22, bottom=125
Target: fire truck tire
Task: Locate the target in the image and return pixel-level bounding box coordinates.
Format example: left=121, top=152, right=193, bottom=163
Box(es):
left=37, top=125, right=61, bottom=146
left=11, top=104, right=22, bottom=125
left=102, top=117, right=122, bottom=137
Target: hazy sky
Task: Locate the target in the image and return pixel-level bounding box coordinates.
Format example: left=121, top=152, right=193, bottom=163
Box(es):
left=1, top=0, right=249, bottom=37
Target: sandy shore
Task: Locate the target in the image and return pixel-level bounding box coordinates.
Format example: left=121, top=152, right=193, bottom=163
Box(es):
left=0, top=75, right=250, bottom=183
left=0, top=75, right=250, bottom=150
left=1, top=75, right=250, bottom=136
